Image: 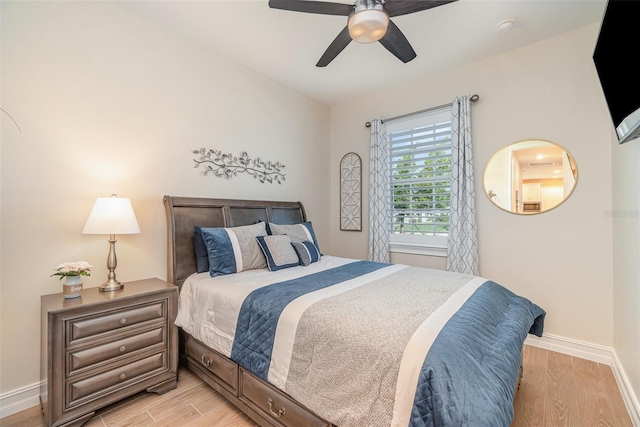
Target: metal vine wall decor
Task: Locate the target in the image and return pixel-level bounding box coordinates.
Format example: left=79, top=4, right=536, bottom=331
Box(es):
left=193, top=148, right=286, bottom=184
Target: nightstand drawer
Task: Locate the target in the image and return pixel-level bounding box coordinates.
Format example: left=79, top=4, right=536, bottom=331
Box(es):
left=68, top=301, right=165, bottom=344
left=67, top=352, right=166, bottom=408
left=68, top=327, right=166, bottom=375
left=185, top=335, right=237, bottom=393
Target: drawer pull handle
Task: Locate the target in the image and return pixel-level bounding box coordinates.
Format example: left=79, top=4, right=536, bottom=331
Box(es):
left=119, top=317, right=128, bottom=325
left=267, top=398, right=285, bottom=418
left=200, top=354, right=213, bottom=367
left=119, top=373, right=127, bottom=380
left=119, top=345, right=127, bottom=353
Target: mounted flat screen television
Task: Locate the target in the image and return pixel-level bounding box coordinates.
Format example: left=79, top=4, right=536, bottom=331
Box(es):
left=592, top=0, right=640, bottom=144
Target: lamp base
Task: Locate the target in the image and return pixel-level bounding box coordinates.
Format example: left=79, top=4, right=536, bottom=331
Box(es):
left=99, top=279, right=124, bottom=292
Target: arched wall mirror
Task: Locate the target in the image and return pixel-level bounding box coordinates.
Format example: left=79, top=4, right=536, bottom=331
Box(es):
left=483, top=139, right=578, bottom=214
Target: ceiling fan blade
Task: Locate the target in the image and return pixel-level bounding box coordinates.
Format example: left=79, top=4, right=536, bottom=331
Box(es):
left=383, top=0, right=457, bottom=17
left=316, top=26, right=352, bottom=67
left=379, top=20, right=416, bottom=63
left=268, top=0, right=353, bottom=16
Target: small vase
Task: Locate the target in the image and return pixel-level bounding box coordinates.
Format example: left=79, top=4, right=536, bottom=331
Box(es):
left=63, top=275, right=83, bottom=299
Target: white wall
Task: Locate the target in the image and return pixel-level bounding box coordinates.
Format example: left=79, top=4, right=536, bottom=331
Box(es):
left=0, top=1, right=329, bottom=395
left=3, top=0, right=635, bottom=415
left=329, top=24, right=614, bottom=347
left=611, top=135, right=640, bottom=411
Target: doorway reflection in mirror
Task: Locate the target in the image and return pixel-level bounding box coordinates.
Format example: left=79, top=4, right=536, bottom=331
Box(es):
left=483, top=139, right=577, bottom=215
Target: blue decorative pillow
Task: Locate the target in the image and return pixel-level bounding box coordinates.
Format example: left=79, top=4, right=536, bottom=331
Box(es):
left=194, top=227, right=210, bottom=274
left=200, top=222, right=267, bottom=277
left=269, top=221, right=321, bottom=255
left=259, top=219, right=272, bottom=235
left=291, top=241, right=321, bottom=266
left=256, top=235, right=300, bottom=271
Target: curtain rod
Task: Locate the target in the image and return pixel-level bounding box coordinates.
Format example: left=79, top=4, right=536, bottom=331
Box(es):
left=364, top=94, right=480, bottom=128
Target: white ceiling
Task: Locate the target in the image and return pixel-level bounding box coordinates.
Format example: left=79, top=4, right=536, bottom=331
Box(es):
left=112, top=0, right=607, bottom=107
left=514, top=144, right=564, bottom=180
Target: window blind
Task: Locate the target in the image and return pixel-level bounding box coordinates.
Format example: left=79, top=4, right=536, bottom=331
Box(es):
left=389, top=119, right=452, bottom=236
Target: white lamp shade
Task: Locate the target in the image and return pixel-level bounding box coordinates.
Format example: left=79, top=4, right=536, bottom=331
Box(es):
left=348, top=9, right=389, bottom=43
left=82, top=196, right=141, bottom=235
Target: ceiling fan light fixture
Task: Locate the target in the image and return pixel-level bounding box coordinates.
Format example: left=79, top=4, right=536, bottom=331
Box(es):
left=348, top=9, right=389, bottom=43
left=267, top=0, right=457, bottom=66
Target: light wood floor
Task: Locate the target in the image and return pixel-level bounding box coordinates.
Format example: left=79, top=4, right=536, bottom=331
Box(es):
left=1, top=345, right=632, bottom=427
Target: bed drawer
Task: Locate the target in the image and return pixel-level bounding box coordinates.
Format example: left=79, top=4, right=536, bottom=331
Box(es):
left=240, top=369, right=329, bottom=427
left=68, top=327, right=166, bottom=375
left=185, top=335, right=237, bottom=393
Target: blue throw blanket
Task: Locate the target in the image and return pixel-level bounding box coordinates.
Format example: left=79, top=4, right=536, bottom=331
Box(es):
left=229, top=261, right=545, bottom=426
left=410, top=281, right=545, bottom=426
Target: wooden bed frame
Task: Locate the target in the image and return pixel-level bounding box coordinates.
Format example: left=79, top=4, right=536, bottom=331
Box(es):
left=163, top=195, right=334, bottom=427
left=163, top=195, right=524, bottom=426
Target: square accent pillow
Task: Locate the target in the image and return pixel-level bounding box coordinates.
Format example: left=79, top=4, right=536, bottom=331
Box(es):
left=256, top=235, right=300, bottom=271
left=268, top=221, right=321, bottom=254
left=194, top=226, right=210, bottom=274
left=200, top=222, right=267, bottom=277
left=291, top=241, right=321, bottom=266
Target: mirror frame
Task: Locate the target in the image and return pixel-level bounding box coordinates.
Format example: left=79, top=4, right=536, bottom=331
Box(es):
left=483, top=139, right=578, bottom=215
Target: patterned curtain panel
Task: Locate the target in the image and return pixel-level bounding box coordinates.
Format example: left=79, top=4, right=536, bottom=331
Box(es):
left=368, top=119, right=391, bottom=263
left=447, top=95, right=479, bottom=275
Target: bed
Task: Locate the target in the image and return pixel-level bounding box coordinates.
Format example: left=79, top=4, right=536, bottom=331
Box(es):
left=163, top=195, right=545, bottom=427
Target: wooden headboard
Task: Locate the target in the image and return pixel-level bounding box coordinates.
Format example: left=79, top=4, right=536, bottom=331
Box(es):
left=163, top=196, right=307, bottom=288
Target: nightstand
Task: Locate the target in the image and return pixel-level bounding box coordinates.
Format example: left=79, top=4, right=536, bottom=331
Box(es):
left=40, top=278, right=178, bottom=427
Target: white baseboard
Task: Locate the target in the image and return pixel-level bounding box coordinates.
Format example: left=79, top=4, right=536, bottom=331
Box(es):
left=611, top=351, right=640, bottom=427
left=0, top=381, right=42, bottom=420
left=525, top=333, right=640, bottom=426
left=525, top=332, right=614, bottom=364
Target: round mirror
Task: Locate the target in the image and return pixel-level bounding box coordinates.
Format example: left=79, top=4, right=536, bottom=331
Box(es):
left=483, top=139, right=578, bottom=214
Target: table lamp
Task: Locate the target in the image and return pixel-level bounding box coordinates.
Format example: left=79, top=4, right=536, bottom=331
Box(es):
left=82, top=195, right=140, bottom=292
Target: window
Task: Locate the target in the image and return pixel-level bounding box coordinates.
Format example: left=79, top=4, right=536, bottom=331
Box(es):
left=386, top=107, right=452, bottom=256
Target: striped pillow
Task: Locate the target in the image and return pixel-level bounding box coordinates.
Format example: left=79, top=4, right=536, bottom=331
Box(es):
left=291, top=241, right=321, bottom=266
left=269, top=221, right=321, bottom=254
left=200, top=222, right=267, bottom=276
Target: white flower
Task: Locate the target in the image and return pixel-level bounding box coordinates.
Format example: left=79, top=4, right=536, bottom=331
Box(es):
left=51, top=261, right=92, bottom=280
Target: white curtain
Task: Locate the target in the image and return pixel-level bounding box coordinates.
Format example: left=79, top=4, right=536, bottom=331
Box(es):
left=368, top=119, right=390, bottom=263
left=447, top=95, right=479, bottom=275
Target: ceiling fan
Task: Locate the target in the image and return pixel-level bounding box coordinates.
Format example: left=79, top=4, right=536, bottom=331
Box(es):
left=268, top=0, right=457, bottom=67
